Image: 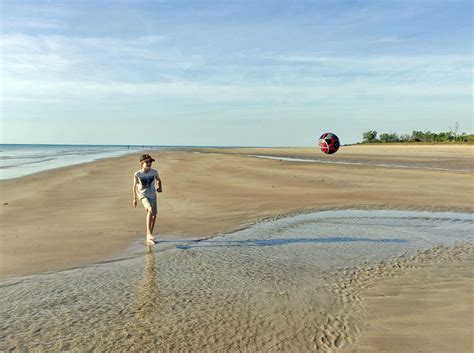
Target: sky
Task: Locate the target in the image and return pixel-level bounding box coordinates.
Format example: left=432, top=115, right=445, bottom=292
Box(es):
left=0, top=0, right=472, bottom=146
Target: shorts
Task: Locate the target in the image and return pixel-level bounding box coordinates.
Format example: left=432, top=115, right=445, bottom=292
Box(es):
left=141, top=197, right=157, bottom=214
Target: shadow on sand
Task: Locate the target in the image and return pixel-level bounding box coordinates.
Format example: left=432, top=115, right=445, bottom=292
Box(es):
left=155, top=237, right=409, bottom=250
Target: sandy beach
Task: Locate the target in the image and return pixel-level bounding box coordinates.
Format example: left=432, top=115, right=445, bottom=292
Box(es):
left=1, top=144, right=473, bottom=352
left=1, top=145, right=472, bottom=278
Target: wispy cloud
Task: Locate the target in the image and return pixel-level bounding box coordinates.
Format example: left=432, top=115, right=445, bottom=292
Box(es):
left=1, top=30, right=470, bottom=121
left=2, top=77, right=469, bottom=107
left=273, top=54, right=471, bottom=73
left=2, top=32, right=470, bottom=82
left=1, top=0, right=472, bottom=144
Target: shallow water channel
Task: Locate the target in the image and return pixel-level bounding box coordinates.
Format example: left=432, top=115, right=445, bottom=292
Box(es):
left=1, top=210, right=473, bottom=352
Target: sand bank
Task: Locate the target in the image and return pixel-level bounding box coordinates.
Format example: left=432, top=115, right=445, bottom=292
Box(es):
left=0, top=145, right=473, bottom=278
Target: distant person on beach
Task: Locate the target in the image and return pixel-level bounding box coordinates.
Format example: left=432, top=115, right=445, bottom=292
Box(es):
left=132, top=154, right=163, bottom=244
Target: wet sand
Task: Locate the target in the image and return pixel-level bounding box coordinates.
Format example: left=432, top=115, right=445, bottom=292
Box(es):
left=0, top=145, right=473, bottom=352
left=341, top=245, right=473, bottom=353
left=1, top=211, right=472, bottom=352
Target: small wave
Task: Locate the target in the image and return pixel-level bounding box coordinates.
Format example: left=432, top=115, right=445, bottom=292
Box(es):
left=0, top=157, right=58, bottom=169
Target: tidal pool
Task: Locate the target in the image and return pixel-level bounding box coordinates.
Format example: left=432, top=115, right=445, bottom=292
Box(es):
left=1, top=210, right=473, bottom=352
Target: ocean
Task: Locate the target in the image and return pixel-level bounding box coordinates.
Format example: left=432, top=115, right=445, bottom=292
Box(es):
left=0, top=144, right=159, bottom=180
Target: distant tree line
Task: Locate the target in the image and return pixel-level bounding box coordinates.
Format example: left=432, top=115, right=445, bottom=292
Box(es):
left=362, top=124, right=474, bottom=144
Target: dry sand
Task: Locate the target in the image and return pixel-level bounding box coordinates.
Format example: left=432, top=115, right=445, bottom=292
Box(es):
left=0, top=144, right=473, bottom=352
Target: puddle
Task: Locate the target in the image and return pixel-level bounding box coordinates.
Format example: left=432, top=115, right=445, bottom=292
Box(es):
left=1, top=210, right=472, bottom=351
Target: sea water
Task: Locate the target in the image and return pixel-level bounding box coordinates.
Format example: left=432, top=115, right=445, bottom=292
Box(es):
left=0, top=144, right=157, bottom=180
left=1, top=210, right=472, bottom=352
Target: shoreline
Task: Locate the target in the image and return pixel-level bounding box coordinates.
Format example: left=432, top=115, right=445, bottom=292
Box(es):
left=3, top=144, right=473, bottom=181
left=0, top=144, right=145, bottom=181
left=0, top=149, right=139, bottom=181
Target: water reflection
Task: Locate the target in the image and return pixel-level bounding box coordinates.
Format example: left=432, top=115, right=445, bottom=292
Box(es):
left=137, top=248, right=159, bottom=315
left=130, top=248, right=162, bottom=349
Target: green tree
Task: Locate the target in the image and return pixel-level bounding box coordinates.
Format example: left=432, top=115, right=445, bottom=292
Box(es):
left=379, top=133, right=400, bottom=143
left=411, top=131, right=424, bottom=142
left=421, top=131, right=433, bottom=142
left=399, top=133, right=411, bottom=142
left=360, top=127, right=471, bottom=144
left=363, top=130, right=378, bottom=143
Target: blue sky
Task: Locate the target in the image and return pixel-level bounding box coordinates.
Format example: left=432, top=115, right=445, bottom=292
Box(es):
left=1, top=0, right=472, bottom=146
